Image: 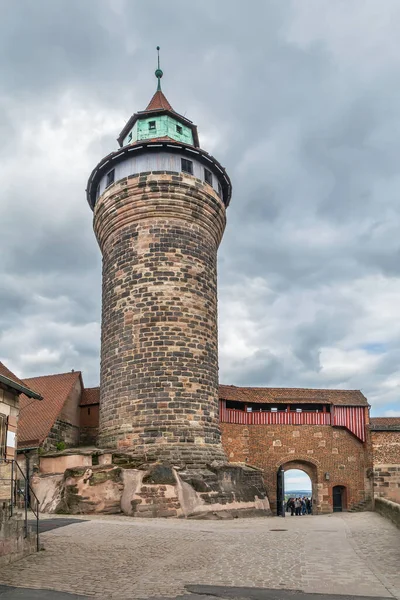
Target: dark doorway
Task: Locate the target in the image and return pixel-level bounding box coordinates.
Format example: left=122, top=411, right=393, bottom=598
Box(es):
left=276, top=467, right=285, bottom=516
left=333, top=485, right=346, bottom=512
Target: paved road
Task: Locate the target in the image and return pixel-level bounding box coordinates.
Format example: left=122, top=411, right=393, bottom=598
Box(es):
left=28, top=518, right=88, bottom=534
left=0, top=513, right=398, bottom=600
left=0, top=586, right=394, bottom=600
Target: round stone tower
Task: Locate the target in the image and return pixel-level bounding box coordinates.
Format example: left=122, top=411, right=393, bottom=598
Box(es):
left=86, top=53, right=231, bottom=467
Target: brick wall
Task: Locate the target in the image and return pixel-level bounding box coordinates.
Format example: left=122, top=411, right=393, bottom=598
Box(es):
left=372, top=431, right=400, bottom=503
left=80, top=404, right=99, bottom=428
left=221, top=421, right=373, bottom=513
left=93, top=171, right=227, bottom=466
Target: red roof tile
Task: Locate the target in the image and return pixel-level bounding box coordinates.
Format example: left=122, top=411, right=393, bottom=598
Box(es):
left=218, top=385, right=368, bottom=406
left=0, top=362, right=27, bottom=388
left=146, top=90, right=173, bottom=112
left=370, top=417, right=400, bottom=429
left=0, top=361, right=41, bottom=399
left=371, top=417, right=400, bottom=424
left=80, top=387, right=100, bottom=407
left=18, top=371, right=82, bottom=449
left=129, top=136, right=178, bottom=145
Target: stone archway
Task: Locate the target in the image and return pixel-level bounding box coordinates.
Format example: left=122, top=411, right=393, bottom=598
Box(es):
left=277, top=458, right=319, bottom=515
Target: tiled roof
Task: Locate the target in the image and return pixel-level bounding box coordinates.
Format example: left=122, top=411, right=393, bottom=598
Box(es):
left=146, top=90, right=173, bottom=112
left=0, top=361, right=41, bottom=399
left=18, top=371, right=81, bottom=449
left=218, top=385, right=368, bottom=406
left=80, top=387, right=100, bottom=407
left=130, top=136, right=178, bottom=145
left=370, top=417, right=400, bottom=430
left=0, top=362, right=28, bottom=388
left=75, top=384, right=369, bottom=408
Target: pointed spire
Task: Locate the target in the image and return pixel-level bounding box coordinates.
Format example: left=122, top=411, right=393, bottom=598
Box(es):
left=155, top=46, right=163, bottom=92
left=145, top=46, right=174, bottom=112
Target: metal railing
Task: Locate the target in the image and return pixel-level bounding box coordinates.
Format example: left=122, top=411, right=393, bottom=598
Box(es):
left=0, top=459, right=40, bottom=552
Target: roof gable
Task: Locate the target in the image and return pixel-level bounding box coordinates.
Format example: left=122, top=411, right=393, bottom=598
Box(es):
left=0, top=361, right=41, bottom=399
left=18, top=371, right=82, bottom=448
left=0, top=362, right=28, bottom=388
left=80, top=387, right=100, bottom=406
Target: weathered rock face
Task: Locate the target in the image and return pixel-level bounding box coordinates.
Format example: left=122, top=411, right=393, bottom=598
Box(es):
left=42, top=466, right=124, bottom=515
left=32, top=473, right=64, bottom=513
left=33, top=460, right=271, bottom=518
left=94, top=172, right=227, bottom=468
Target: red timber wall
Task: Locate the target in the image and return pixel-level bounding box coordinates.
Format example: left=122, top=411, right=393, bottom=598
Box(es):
left=220, top=402, right=373, bottom=514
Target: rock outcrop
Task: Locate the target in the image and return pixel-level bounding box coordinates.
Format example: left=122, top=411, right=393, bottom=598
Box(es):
left=32, top=457, right=271, bottom=518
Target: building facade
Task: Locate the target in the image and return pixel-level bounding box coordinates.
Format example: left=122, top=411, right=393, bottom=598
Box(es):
left=219, top=385, right=373, bottom=513
left=13, top=368, right=400, bottom=515
left=0, top=362, right=42, bottom=565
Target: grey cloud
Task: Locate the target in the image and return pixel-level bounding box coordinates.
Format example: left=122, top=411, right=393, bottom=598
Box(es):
left=1, top=0, right=400, bottom=415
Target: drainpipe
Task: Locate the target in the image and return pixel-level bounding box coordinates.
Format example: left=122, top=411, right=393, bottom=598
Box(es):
left=25, top=452, right=30, bottom=505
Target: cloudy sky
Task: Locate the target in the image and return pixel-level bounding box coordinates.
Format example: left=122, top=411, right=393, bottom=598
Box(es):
left=284, top=469, right=311, bottom=493
left=1, top=0, right=400, bottom=418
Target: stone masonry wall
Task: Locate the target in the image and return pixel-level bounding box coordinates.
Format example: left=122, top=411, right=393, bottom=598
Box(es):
left=375, top=496, right=400, bottom=528
left=44, top=419, right=80, bottom=450
left=372, top=430, right=400, bottom=464
left=221, top=422, right=373, bottom=514
left=93, top=170, right=227, bottom=467
left=0, top=502, right=36, bottom=567
left=372, top=431, right=400, bottom=503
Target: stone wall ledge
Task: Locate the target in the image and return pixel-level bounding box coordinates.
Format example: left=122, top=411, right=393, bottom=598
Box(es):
left=42, top=447, right=109, bottom=458
left=375, top=496, right=400, bottom=528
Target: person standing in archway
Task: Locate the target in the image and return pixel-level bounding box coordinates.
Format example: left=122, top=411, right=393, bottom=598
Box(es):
left=306, top=497, right=312, bottom=514
left=288, top=497, right=295, bottom=516
left=294, top=498, right=301, bottom=516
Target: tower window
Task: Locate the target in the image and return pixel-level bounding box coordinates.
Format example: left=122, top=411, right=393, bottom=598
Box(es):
left=149, top=121, right=156, bottom=130
left=204, top=168, right=213, bottom=186
left=127, top=131, right=132, bottom=143
left=176, top=125, right=183, bottom=134
left=181, top=158, right=193, bottom=175
left=96, top=184, right=100, bottom=200
left=217, top=182, right=223, bottom=198
left=106, top=169, right=115, bottom=188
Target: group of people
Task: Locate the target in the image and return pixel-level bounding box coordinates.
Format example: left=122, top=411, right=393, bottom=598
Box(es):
left=286, top=497, right=312, bottom=516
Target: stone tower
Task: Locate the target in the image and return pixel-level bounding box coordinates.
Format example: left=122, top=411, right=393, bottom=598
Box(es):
left=86, top=52, right=231, bottom=468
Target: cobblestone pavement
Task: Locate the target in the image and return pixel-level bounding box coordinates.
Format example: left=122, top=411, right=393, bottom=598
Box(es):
left=0, top=512, right=398, bottom=600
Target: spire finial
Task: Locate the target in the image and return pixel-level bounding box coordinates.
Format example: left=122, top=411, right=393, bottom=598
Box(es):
left=155, top=46, right=163, bottom=92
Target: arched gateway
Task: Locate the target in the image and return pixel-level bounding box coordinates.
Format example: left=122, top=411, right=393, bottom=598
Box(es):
left=277, top=459, right=318, bottom=516
left=219, top=386, right=374, bottom=513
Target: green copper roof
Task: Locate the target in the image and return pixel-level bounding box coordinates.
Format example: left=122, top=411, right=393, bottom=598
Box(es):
left=117, top=47, right=200, bottom=148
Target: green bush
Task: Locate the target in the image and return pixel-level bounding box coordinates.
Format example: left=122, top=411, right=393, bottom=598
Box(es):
left=56, top=441, right=66, bottom=451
